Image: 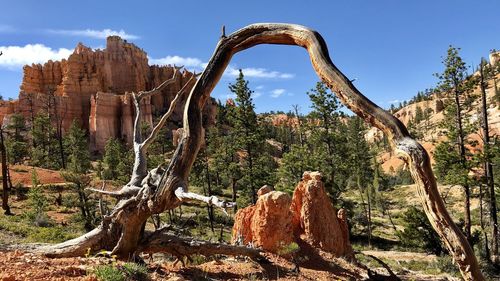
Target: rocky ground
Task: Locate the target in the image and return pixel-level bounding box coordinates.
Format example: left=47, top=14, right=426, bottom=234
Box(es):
left=0, top=245, right=461, bottom=281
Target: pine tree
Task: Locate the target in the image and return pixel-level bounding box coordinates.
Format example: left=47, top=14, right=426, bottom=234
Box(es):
left=346, top=116, right=374, bottom=246
left=478, top=58, right=498, bottom=256
left=30, top=113, right=60, bottom=169
left=434, top=46, right=475, bottom=242
left=64, top=121, right=90, bottom=174
left=227, top=70, right=271, bottom=204
left=276, top=144, right=314, bottom=193
left=307, top=81, right=349, bottom=198
left=414, top=105, right=424, bottom=124
left=61, top=120, right=95, bottom=230
left=102, top=138, right=132, bottom=181
left=5, top=113, right=28, bottom=164
left=1, top=127, right=11, bottom=215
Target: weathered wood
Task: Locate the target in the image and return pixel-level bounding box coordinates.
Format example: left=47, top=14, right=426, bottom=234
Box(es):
left=42, top=23, right=482, bottom=280
left=175, top=186, right=235, bottom=215
left=138, top=229, right=266, bottom=262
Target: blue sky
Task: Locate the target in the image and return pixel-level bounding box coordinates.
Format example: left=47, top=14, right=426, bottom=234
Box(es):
left=0, top=0, right=499, bottom=114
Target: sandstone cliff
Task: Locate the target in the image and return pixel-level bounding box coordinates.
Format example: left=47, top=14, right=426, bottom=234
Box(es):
left=3, top=36, right=214, bottom=153
left=367, top=69, right=500, bottom=173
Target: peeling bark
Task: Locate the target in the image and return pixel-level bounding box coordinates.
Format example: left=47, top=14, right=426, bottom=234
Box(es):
left=40, top=23, right=483, bottom=280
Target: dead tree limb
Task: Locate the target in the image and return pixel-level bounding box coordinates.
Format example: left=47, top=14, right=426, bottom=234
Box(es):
left=175, top=186, right=235, bottom=215
left=138, top=228, right=266, bottom=262
left=41, top=23, right=482, bottom=280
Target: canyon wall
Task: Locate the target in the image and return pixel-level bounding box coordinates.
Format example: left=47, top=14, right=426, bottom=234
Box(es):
left=2, top=36, right=213, bottom=153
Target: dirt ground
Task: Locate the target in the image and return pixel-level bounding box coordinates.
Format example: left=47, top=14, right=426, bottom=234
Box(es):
left=0, top=244, right=463, bottom=281
left=5, top=164, right=65, bottom=187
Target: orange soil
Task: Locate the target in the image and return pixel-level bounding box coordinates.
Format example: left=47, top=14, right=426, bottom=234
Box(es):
left=3, top=164, right=65, bottom=187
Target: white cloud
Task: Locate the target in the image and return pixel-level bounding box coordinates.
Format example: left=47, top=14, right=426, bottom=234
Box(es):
left=0, top=44, right=72, bottom=69
left=149, top=55, right=295, bottom=80
left=256, top=85, right=264, bottom=90
left=47, top=28, right=139, bottom=40
left=270, top=88, right=286, bottom=98
left=226, top=67, right=294, bottom=79
left=388, top=99, right=403, bottom=104
left=253, top=92, right=262, bottom=98
left=149, top=55, right=204, bottom=68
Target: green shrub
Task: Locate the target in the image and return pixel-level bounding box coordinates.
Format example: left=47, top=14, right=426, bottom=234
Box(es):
left=397, top=206, right=443, bottom=255
left=277, top=242, right=300, bottom=256
left=121, top=262, right=148, bottom=280
left=91, top=263, right=148, bottom=281
left=92, top=265, right=124, bottom=281
left=436, top=255, right=460, bottom=277
left=25, top=226, right=76, bottom=243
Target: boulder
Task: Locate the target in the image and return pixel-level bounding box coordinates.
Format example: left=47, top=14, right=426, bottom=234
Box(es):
left=257, top=185, right=273, bottom=197
left=290, top=171, right=352, bottom=257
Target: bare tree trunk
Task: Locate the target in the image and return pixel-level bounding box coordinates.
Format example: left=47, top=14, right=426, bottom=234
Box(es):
left=356, top=174, right=371, bottom=248
left=366, top=187, right=373, bottom=248
left=292, top=104, right=305, bottom=147
left=40, top=23, right=483, bottom=280
left=479, top=183, right=490, bottom=259
left=231, top=177, right=237, bottom=213
left=480, top=60, right=498, bottom=256
left=1, top=128, right=11, bottom=215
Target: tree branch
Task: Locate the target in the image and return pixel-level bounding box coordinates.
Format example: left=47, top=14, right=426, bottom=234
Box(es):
left=142, top=73, right=200, bottom=150
left=136, top=66, right=183, bottom=100
left=175, top=186, right=235, bottom=216
left=162, top=23, right=482, bottom=280
left=138, top=229, right=266, bottom=262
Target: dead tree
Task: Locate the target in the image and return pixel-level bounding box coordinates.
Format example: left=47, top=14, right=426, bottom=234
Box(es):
left=1, top=127, right=11, bottom=215
left=39, top=23, right=483, bottom=280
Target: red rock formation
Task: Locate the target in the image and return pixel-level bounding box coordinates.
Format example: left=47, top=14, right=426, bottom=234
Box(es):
left=337, top=208, right=354, bottom=258
left=1, top=36, right=215, bottom=152
left=290, top=171, right=352, bottom=257
left=231, top=205, right=256, bottom=246
left=250, top=191, right=294, bottom=252
left=231, top=176, right=353, bottom=257
left=231, top=187, right=294, bottom=253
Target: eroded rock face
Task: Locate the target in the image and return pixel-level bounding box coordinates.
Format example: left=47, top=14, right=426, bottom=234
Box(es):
left=231, top=173, right=353, bottom=257
left=290, top=171, right=352, bottom=256
left=3, top=36, right=215, bottom=153
left=231, top=187, right=293, bottom=253
left=250, top=191, right=294, bottom=252
left=231, top=205, right=256, bottom=246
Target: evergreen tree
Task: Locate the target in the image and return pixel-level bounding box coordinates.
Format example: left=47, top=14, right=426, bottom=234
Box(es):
left=64, top=121, right=90, bottom=174
left=346, top=116, right=374, bottom=246
left=5, top=113, right=28, bottom=164
left=227, top=70, right=272, bottom=204
left=433, top=46, right=475, bottom=242
left=398, top=206, right=443, bottom=255
left=102, top=138, right=132, bottom=183
left=478, top=58, right=498, bottom=257
left=30, top=113, right=60, bottom=169
left=61, top=120, right=95, bottom=230
left=307, top=81, right=349, bottom=198
left=414, top=105, right=424, bottom=124
left=276, top=144, right=314, bottom=193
